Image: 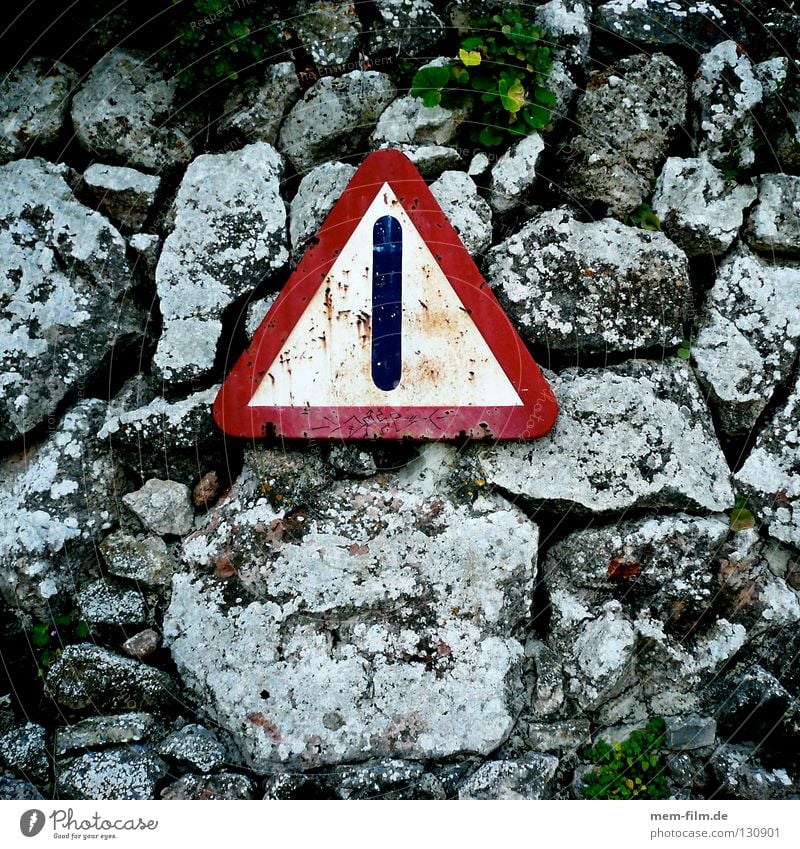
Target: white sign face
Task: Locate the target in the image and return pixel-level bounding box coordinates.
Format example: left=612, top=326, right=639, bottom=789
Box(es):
left=248, top=184, right=523, bottom=409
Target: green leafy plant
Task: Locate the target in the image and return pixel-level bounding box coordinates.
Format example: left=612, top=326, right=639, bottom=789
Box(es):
left=629, top=202, right=661, bottom=231
left=410, top=6, right=556, bottom=150
left=676, top=339, right=692, bottom=360
left=30, top=614, right=90, bottom=674
left=164, top=0, right=281, bottom=94
left=582, top=717, right=670, bottom=800
left=730, top=496, right=756, bottom=532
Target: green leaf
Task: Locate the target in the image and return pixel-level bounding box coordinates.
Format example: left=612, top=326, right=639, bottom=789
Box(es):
left=499, top=77, right=526, bottom=113
left=523, top=104, right=550, bottom=129
left=74, top=620, right=90, bottom=639
left=534, top=87, right=557, bottom=107
left=461, top=36, right=485, bottom=51
left=31, top=624, right=50, bottom=647
left=478, top=126, right=504, bottom=147
left=730, top=506, right=756, bottom=532
left=410, top=64, right=452, bottom=106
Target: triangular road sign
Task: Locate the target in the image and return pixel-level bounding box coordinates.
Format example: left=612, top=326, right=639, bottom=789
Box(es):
left=213, top=149, right=558, bottom=440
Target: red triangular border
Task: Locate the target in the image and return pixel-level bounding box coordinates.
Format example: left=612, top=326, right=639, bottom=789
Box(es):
left=213, top=149, right=558, bottom=440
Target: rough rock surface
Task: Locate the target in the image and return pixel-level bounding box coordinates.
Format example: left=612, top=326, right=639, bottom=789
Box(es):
left=54, top=713, right=158, bottom=757
left=289, top=161, right=356, bottom=256
left=160, top=773, right=255, bottom=800
left=0, top=776, right=44, bottom=800
left=429, top=171, right=493, bottom=256
left=71, top=48, right=194, bottom=171
left=0, top=159, right=142, bottom=441
left=57, top=747, right=168, bottom=800
left=367, top=0, right=445, bottom=57
left=746, top=174, right=800, bottom=256
left=457, top=755, right=559, bottom=800
left=153, top=143, right=288, bottom=382
left=46, top=644, right=175, bottom=712
left=371, top=95, right=469, bottom=148
left=710, top=745, right=796, bottom=799
left=122, top=629, right=161, bottom=660
left=567, top=53, right=688, bottom=215
left=652, top=156, right=757, bottom=256
left=0, top=400, right=120, bottom=618
left=486, top=209, right=691, bottom=354
left=100, top=531, right=174, bottom=587
left=473, top=360, right=733, bottom=514
left=165, top=450, right=539, bottom=769
left=378, top=143, right=463, bottom=177
left=289, top=1, right=362, bottom=67
left=279, top=72, right=396, bottom=172
left=0, top=723, right=50, bottom=786
left=0, top=57, right=78, bottom=163
left=488, top=133, right=545, bottom=214
left=122, top=479, right=195, bottom=537
left=218, top=62, right=301, bottom=144
left=81, top=164, right=160, bottom=232
left=692, top=244, right=800, bottom=436
left=76, top=578, right=148, bottom=627
left=693, top=40, right=764, bottom=169
left=157, top=724, right=226, bottom=773
left=535, top=0, right=591, bottom=72
left=736, top=374, right=800, bottom=549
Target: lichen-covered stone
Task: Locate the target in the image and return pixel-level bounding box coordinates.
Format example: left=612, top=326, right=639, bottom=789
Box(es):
left=57, top=746, right=167, bottom=800
left=153, top=142, right=287, bottom=382
left=367, top=0, right=445, bottom=57
left=736, top=375, right=800, bottom=549
left=77, top=578, right=148, bottom=627
left=328, top=759, right=426, bottom=800
left=0, top=57, right=78, bottom=163
left=100, top=531, right=174, bottom=587
left=71, top=48, right=193, bottom=171
left=473, top=360, right=733, bottom=514
left=429, top=170, right=493, bottom=256
left=278, top=72, right=396, bottom=172
left=218, top=62, right=301, bottom=144
left=46, top=644, right=175, bottom=712
left=376, top=143, right=464, bottom=177
left=535, top=0, right=591, bottom=72
left=664, top=715, right=716, bottom=751
left=122, top=629, right=161, bottom=660
left=371, top=95, right=469, bottom=148
left=693, top=40, right=764, bottom=169
left=523, top=719, right=591, bottom=753
left=289, top=1, right=362, bottom=68
left=488, top=132, right=545, bottom=214
left=128, top=233, right=160, bottom=277
left=54, top=713, right=158, bottom=758
left=165, top=451, right=539, bottom=769
left=486, top=209, right=691, bottom=354
left=0, top=400, right=121, bottom=618
left=710, top=745, right=796, bottom=799
left=328, top=444, right=378, bottom=478
left=289, top=161, right=356, bottom=256
left=0, top=723, right=49, bottom=787
left=122, top=479, right=194, bottom=537
left=0, top=775, right=44, bottom=800
left=746, top=173, right=800, bottom=256
left=160, top=773, right=255, bottom=800
left=457, top=755, right=559, bottom=800
left=81, top=164, right=160, bottom=232
left=0, top=159, right=142, bottom=441
left=567, top=53, right=688, bottom=215
left=692, top=244, right=800, bottom=436
left=652, top=156, right=757, bottom=256
left=157, top=724, right=226, bottom=773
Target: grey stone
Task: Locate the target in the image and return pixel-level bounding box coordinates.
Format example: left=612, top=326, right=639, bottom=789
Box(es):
left=0, top=57, right=78, bottom=163
left=664, top=715, right=716, bottom=751
left=693, top=40, right=764, bottom=169
left=98, top=379, right=221, bottom=483
left=0, top=776, right=43, bottom=800
left=567, top=53, right=688, bottom=215
left=368, top=0, right=445, bottom=57
left=76, top=578, right=147, bottom=627
left=157, top=724, right=226, bottom=773
left=692, top=244, right=800, bottom=436
left=289, top=161, right=356, bottom=256
left=122, top=629, right=161, bottom=660
left=486, top=209, right=691, bottom=354
left=128, top=233, right=160, bottom=277
left=488, top=132, right=545, bottom=214
left=371, top=94, right=470, bottom=147
left=244, top=293, right=278, bottom=339
left=535, top=0, right=591, bottom=72
left=279, top=72, right=396, bottom=173
left=0, top=400, right=121, bottom=618
left=218, top=62, right=302, bottom=145
left=0, top=723, right=49, bottom=786
left=81, top=164, right=160, bottom=232
left=458, top=755, right=559, bottom=800
left=165, top=452, right=539, bottom=769
left=329, top=759, right=426, bottom=800
left=153, top=142, right=288, bottom=383
left=54, top=713, right=158, bottom=758
left=473, top=360, right=734, bottom=515
left=160, top=773, right=255, bottom=800
left=736, top=374, right=800, bottom=549
left=71, top=48, right=193, bottom=171
left=746, top=174, right=800, bottom=256
left=328, top=443, right=378, bottom=478
left=710, top=745, right=796, bottom=799
left=528, top=640, right=565, bottom=718
left=524, top=720, right=591, bottom=753
left=100, top=531, right=174, bottom=587
left=594, top=1, right=733, bottom=53
left=122, top=479, right=194, bottom=537
left=708, top=665, right=792, bottom=740
left=468, top=152, right=491, bottom=177
left=289, top=1, right=361, bottom=68
left=46, top=644, right=175, bottom=712
left=652, top=155, right=757, bottom=256
left=377, top=143, right=464, bottom=177
left=58, top=747, right=168, bottom=800
left=429, top=170, right=492, bottom=256
left=0, top=159, right=142, bottom=441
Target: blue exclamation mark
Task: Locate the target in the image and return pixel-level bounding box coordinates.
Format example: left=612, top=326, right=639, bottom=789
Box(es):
left=372, top=215, right=403, bottom=391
